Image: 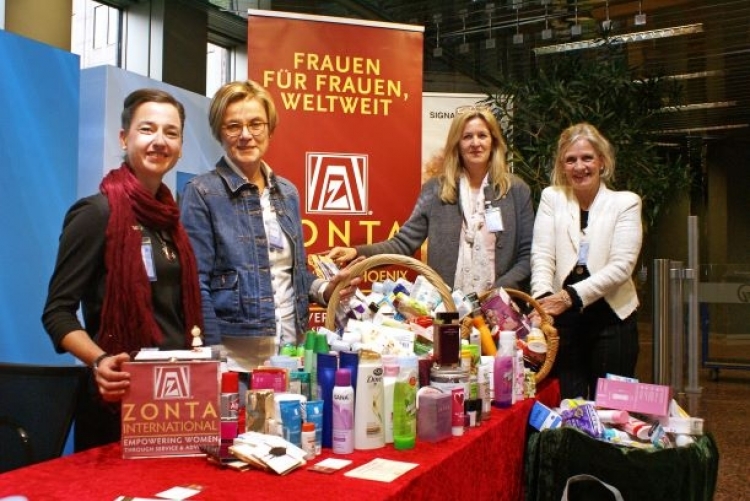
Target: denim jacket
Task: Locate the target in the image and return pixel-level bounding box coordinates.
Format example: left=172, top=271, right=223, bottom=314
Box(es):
left=180, top=158, right=315, bottom=345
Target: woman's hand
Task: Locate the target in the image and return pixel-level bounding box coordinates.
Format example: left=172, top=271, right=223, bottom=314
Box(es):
left=93, top=352, right=132, bottom=402
left=537, top=290, right=573, bottom=317
left=323, top=256, right=365, bottom=304
left=327, top=247, right=358, bottom=267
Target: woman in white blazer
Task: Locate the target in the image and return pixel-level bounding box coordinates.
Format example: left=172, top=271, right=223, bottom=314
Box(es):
left=531, top=123, right=642, bottom=399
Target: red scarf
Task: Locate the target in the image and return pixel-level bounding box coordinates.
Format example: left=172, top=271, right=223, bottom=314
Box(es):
left=98, top=164, right=203, bottom=355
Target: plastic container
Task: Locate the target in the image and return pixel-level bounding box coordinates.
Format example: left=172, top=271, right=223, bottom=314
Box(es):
left=301, top=421, right=316, bottom=459
left=493, top=330, right=515, bottom=408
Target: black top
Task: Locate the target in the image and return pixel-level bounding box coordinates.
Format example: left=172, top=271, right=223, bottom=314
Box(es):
left=42, top=193, right=185, bottom=353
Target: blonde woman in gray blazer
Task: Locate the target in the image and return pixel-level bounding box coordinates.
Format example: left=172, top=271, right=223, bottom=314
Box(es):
left=531, top=123, right=642, bottom=399
left=328, top=106, right=534, bottom=294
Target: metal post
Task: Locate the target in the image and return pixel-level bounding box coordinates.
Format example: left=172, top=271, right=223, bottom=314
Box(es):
left=669, top=261, right=685, bottom=393
left=652, top=259, right=671, bottom=385
left=685, top=216, right=702, bottom=394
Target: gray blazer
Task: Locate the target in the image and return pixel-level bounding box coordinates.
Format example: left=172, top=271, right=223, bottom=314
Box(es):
left=356, top=174, right=534, bottom=291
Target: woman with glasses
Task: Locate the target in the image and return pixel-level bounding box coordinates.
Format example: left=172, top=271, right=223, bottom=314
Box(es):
left=530, top=122, right=642, bottom=399
left=42, top=88, right=203, bottom=451
left=180, top=80, right=358, bottom=367
left=328, top=105, right=534, bottom=295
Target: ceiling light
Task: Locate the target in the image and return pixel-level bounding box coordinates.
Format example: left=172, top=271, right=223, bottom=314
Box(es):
left=533, top=23, right=703, bottom=55
left=541, top=4, right=552, bottom=40
left=664, top=70, right=723, bottom=81
left=656, top=124, right=748, bottom=135
left=484, top=4, right=496, bottom=50
left=433, top=14, right=442, bottom=58
left=658, top=101, right=737, bottom=113
left=635, top=0, right=646, bottom=26
left=458, top=9, right=470, bottom=54
left=512, top=6, right=523, bottom=45
left=602, top=0, right=612, bottom=31
left=571, top=0, right=582, bottom=36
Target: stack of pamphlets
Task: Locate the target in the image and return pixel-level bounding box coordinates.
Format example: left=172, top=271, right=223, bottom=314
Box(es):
left=230, top=432, right=308, bottom=475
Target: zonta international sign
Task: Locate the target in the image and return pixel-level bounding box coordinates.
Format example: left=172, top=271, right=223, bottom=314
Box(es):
left=121, top=361, right=221, bottom=458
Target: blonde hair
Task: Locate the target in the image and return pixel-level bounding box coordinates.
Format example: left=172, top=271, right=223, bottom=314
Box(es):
left=208, top=80, right=278, bottom=142
left=438, top=107, right=510, bottom=203
left=552, top=122, right=616, bottom=188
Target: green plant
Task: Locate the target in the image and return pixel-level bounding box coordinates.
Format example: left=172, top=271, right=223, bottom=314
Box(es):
left=485, top=41, right=691, bottom=231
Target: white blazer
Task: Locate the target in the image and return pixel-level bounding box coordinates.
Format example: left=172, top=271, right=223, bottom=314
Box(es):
left=531, top=184, right=642, bottom=320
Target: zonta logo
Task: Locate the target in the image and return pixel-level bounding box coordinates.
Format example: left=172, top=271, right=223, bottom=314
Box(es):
left=153, top=365, right=191, bottom=400
left=306, top=152, right=368, bottom=215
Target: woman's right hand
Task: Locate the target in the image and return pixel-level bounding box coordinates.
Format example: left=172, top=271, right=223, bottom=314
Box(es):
left=94, top=352, right=132, bottom=402
left=327, top=247, right=358, bottom=267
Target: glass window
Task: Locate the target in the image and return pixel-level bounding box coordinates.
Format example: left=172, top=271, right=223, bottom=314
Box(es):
left=71, top=0, right=120, bottom=68
left=207, top=42, right=230, bottom=97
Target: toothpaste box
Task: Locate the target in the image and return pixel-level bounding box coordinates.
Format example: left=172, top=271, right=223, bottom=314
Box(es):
left=528, top=401, right=562, bottom=431
left=595, top=378, right=671, bottom=417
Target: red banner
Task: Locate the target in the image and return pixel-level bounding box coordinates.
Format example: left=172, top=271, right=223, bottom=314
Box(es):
left=247, top=11, right=424, bottom=258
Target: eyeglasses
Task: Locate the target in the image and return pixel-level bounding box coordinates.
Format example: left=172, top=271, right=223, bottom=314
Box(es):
left=455, top=104, right=494, bottom=115
left=222, top=121, right=268, bottom=137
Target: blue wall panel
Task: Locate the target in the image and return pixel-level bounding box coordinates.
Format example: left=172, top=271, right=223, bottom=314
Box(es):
left=0, top=30, right=79, bottom=364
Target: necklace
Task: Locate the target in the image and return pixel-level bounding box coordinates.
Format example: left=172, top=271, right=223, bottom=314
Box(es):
left=153, top=230, right=177, bottom=262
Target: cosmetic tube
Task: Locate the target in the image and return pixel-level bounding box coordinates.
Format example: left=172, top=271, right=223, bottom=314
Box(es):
left=597, top=409, right=630, bottom=425
left=615, top=416, right=653, bottom=440
left=451, top=386, right=465, bottom=436
left=304, top=331, right=317, bottom=399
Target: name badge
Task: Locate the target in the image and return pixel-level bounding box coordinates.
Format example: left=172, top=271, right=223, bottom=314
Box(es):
left=267, top=218, right=285, bottom=251
left=485, top=206, right=504, bottom=232
left=577, top=238, right=589, bottom=265
left=141, top=237, right=157, bottom=281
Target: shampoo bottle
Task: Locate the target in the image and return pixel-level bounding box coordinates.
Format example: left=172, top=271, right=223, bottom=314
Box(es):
left=493, top=330, right=515, bottom=408
left=331, top=368, right=354, bottom=454
left=392, top=355, right=418, bottom=450
left=354, top=350, right=385, bottom=450
left=382, top=355, right=399, bottom=444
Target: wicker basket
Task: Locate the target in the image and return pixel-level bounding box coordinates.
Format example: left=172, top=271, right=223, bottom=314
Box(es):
left=324, top=254, right=558, bottom=384
left=462, top=289, right=559, bottom=384
left=324, top=254, right=456, bottom=326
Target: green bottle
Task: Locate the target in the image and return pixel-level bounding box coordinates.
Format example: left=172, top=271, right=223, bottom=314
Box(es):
left=393, top=355, right=419, bottom=450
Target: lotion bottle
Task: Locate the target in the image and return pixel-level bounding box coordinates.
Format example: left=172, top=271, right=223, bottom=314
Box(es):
left=493, top=330, right=515, bottom=408
left=331, top=368, right=354, bottom=454
left=354, top=350, right=385, bottom=450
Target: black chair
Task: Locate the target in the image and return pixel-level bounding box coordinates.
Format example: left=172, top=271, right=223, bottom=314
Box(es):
left=0, top=362, right=85, bottom=472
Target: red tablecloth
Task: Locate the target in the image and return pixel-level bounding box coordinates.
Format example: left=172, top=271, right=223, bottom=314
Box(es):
left=0, top=380, right=559, bottom=501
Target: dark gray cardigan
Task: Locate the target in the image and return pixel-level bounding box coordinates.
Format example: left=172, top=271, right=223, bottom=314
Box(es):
left=356, top=174, right=534, bottom=291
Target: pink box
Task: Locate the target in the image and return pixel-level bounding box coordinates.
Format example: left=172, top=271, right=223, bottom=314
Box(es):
left=595, top=378, right=671, bottom=417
